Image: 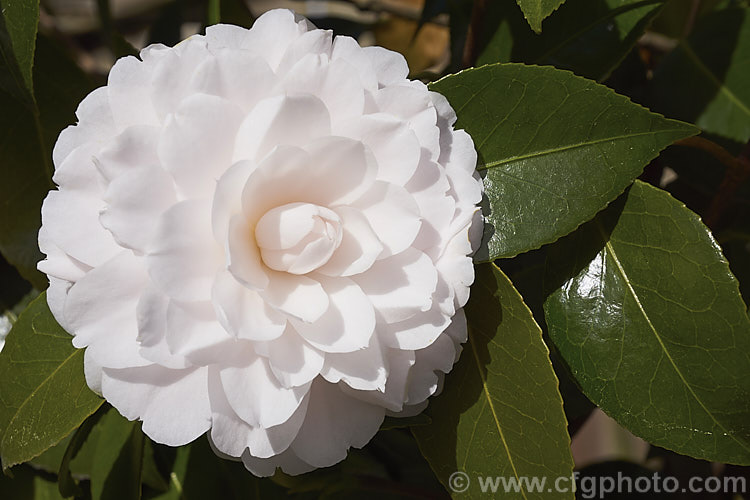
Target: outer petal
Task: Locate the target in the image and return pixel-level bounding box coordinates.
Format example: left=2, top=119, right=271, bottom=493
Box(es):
left=219, top=352, right=310, bottom=428
left=239, top=9, right=307, bottom=70
left=95, top=125, right=160, bottom=182
left=208, top=366, right=309, bottom=458
left=341, top=348, right=414, bottom=412
left=290, top=379, right=384, bottom=467
left=187, top=49, right=275, bottom=111
left=157, top=93, right=244, bottom=198
left=38, top=225, right=90, bottom=283
left=107, top=56, right=159, bottom=129
left=100, top=165, right=177, bottom=252
left=64, top=251, right=151, bottom=368
left=320, top=333, right=387, bottom=391
left=52, top=87, right=116, bottom=167
left=41, top=190, right=120, bottom=268
left=277, top=53, right=364, bottom=121
left=361, top=46, right=408, bottom=86
left=101, top=365, right=212, bottom=446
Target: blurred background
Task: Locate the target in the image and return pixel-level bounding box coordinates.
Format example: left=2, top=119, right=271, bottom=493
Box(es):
left=40, top=0, right=450, bottom=78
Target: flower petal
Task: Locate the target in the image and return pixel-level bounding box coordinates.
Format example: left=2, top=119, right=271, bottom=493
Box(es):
left=226, top=214, right=269, bottom=290
left=64, top=251, right=151, bottom=368
left=353, top=248, right=437, bottom=323
left=260, top=271, right=329, bottom=324
left=337, top=114, right=421, bottom=185
left=255, top=326, right=325, bottom=388
left=219, top=352, right=310, bottom=428
left=352, top=181, right=422, bottom=258
left=233, top=94, right=330, bottom=163
left=291, top=275, right=374, bottom=353
left=41, top=190, right=119, bottom=268
left=107, top=56, right=159, bottom=129
left=361, top=46, right=408, bottom=86
left=165, top=299, right=234, bottom=364
left=101, top=365, right=212, bottom=446
left=158, top=93, right=244, bottom=198
left=147, top=199, right=221, bottom=302
left=212, top=270, right=286, bottom=341
left=321, top=333, right=387, bottom=391
left=100, top=165, right=178, bottom=252
left=290, top=379, right=384, bottom=467
left=317, top=206, right=383, bottom=277
left=208, top=366, right=309, bottom=458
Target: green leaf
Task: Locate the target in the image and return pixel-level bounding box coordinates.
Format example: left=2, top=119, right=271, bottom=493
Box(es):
left=90, top=409, right=144, bottom=500
left=515, top=0, right=566, bottom=33
left=0, top=0, right=39, bottom=98
left=413, top=264, right=573, bottom=499
left=651, top=8, right=750, bottom=143
left=0, top=35, right=91, bottom=288
left=0, top=293, right=103, bottom=470
left=58, top=406, right=106, bottom=497
left=478, top=0, right=666, bottom=81
left=544, top=180, right=750, bottom=464
left=430, top=63, right=698, bottom=261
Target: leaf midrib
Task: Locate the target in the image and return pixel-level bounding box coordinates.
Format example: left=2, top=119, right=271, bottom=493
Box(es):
left=478, top=129, right=686, bottom=171
left=469, top=272, right=531, bottom=499
left=599, top=223, right=750, bottom=454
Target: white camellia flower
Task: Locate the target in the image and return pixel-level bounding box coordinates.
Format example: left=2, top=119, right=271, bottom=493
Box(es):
left=38, top=9, right=483, bottom=475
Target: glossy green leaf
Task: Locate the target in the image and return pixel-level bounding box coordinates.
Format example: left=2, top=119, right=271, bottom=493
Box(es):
left=478, top=0, right=666, bottom=81
left=0, top=35, right=90, bottom=288
left=544, top=180, right=750, bottom=464
left=0, top=0, right=39, bottom=97
left=651, top=8, right=750, bottom=143
left=0, top=293, right=103, bottom=470
left=515, top=0, right=566, bottom=33
left=430, top=63, right=698, bottom=260
left=90, top=409, right=144, bottom=500
left=413, top=264, right=573, bottom=499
